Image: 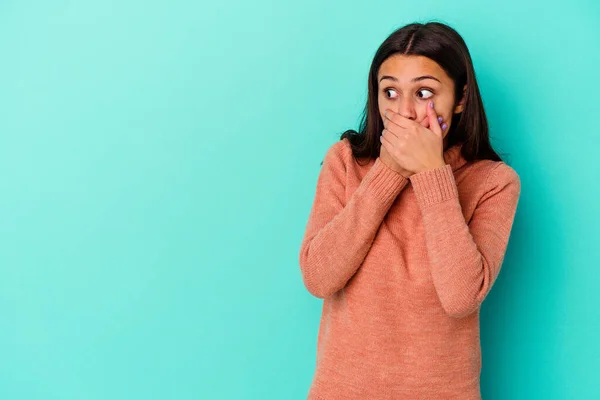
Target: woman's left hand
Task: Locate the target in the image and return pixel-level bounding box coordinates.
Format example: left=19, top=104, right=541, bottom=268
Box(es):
left=381, top=100, right=447, bottom=176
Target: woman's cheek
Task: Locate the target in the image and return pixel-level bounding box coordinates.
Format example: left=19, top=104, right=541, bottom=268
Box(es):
left=378, top=96, right=389, bottom=110
left=378, top=99, right=389, bottom=119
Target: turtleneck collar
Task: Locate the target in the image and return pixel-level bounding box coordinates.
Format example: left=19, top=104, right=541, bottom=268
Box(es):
left=443, top=142, right=468, bottom=172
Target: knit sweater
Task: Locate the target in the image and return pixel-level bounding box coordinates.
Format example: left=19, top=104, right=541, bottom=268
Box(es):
left=298, top=137, right=521, bottom=399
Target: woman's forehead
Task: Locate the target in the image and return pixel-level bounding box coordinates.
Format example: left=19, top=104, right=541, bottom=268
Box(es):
left=378, top=54, right=450, bottom=84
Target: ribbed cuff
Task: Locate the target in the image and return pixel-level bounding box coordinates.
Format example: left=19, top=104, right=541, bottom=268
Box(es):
left=360, top=157, right=409, bottom=207
left=409, top=164, right=459, bottom=207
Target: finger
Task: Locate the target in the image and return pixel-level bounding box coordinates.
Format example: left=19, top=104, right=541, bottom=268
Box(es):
left=422, top=115, right=444, bottom=128
left=435, top=115, right=447, bottom=132
left=426, top=101, right=443, bottom=136
left=382, top=116, right=401, bottom=139
left=384, top=109, right=411, bottom=129
left=380, top=131, right=393, bottom=149
left=382, top=126, right=399, bottom=142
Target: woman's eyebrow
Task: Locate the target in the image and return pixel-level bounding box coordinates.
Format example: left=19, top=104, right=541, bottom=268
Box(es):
left=379, top=75, right=441, bottom=83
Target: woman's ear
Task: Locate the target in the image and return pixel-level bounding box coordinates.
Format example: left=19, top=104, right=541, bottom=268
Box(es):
left=454, top=84, right=467, bottom=114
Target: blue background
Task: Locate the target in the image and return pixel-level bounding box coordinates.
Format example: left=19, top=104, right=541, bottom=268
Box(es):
left=1, top=1, right=599, bottom=399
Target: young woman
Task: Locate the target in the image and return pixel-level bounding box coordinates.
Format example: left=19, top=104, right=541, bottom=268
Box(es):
left=298, top=22, right=521, bottom=399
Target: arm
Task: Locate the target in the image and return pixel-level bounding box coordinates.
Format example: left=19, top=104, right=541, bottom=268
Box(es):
left=409, top=162, right=521, bottom=318
left=299, top=140, right=409, bottom=299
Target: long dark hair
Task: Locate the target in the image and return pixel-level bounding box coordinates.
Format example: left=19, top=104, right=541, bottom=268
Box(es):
left=329, top=21, right=504, bottom=166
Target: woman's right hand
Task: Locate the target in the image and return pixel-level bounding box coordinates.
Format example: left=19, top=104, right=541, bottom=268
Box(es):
left=379, top=144, right=412, bottom=179
left=379, top=113, right=443, bottom=179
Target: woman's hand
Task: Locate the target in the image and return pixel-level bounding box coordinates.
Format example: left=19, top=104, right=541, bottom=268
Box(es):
left=379, top=142, right=412, bottom=178
left=380, top=100, right=447, bottom=177
left=379, top=107, right=436, bottom=178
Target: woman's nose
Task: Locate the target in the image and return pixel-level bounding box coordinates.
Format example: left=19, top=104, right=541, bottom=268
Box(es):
left=396, top=98, right=417, bottom=120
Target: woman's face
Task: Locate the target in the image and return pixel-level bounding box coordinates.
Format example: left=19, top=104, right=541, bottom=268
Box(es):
left=377, top=54, right=465, bottom=139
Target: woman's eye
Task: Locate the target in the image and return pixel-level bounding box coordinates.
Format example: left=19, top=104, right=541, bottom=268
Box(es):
left=384, top=88, right=398, bottom=98
left=417, top=89, right=434, bottom=99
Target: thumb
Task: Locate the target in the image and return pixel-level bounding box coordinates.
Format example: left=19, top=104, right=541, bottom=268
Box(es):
left=427, top=101, right=443, bottom=137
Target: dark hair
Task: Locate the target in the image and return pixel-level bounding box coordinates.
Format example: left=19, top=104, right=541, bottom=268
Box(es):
left=327, top=21, right=504, bottom=166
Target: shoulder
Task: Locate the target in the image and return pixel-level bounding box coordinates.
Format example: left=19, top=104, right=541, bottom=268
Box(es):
left=467, top=158, right=520, bottom=187
left=477, top=160, right=521, bottom=203
left=322, top=138, right=352, bottom=170
left=487, top=161, right=520, bottom=190
left=329, top=137, right=353, bottom=158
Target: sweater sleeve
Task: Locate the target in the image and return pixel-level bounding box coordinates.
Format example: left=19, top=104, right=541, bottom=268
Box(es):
left=408, top=162, right=521, bottom=318
left=299, top=140, right=410, bottom=299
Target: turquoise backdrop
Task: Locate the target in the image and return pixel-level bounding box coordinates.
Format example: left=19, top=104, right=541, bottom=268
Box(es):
left=1, top=1, right=599, bottom=399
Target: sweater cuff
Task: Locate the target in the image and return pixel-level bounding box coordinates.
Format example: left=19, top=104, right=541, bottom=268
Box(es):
left=361, top=157, right=409, bottom=207
left=409, top=164, right=459, bottom=207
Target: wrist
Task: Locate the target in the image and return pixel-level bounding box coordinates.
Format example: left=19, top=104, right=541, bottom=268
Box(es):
left=379, top=157, right=411, bottom=178
left=417, top=160, right=447, bottom=174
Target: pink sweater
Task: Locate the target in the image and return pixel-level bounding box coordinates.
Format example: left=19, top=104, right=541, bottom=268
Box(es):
left=299, top=138, right=521, bottom=399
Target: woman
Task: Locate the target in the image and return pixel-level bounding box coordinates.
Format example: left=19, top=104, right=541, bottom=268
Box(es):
left=298, top=22, right=521, bottom=399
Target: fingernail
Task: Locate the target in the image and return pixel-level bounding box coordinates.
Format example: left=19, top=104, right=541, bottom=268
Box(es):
left=384, top=110, right=387, bottom=118
left=429, top=101, right=434, bottom=108
left=438, top=116, right=443, bottom=123
left=442, top=123, right=448, bottom=130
